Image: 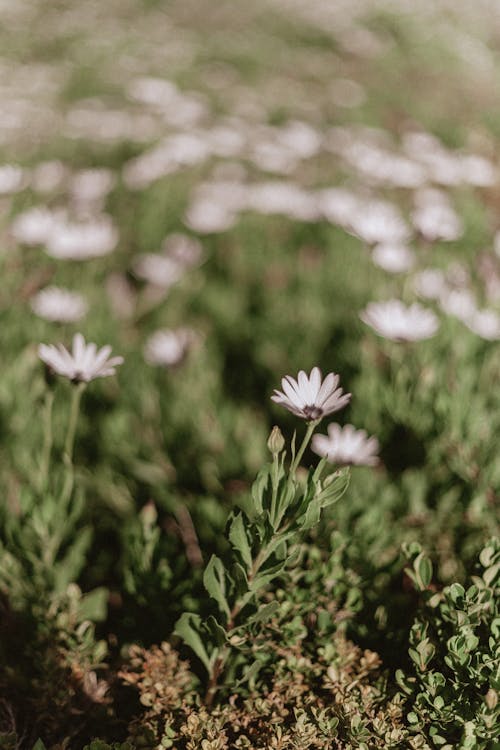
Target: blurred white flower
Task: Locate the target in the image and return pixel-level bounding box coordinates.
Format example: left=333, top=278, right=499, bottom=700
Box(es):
left=133, top=253, right=184, bottom=288
left=318, top=188, right=361, bottom=227
left=45, top=215, right=118, bottom=260
left=413, top=268, right=447, bottom=300
left=144, top=328, right=194, bottom=367
left=360, top=300, right=439, bottom=341
left=31, top=286, right=88, bottom=323
left=278, top=120, right=322, bottom=159
left=459, top=154, right=497, bottom=187
left=127, top=76, right=178, bottom=107
left=312, top=423, right=379, bottom=466
left=464, top=309, right=500, bottom=340
left=412, top=189, right=463, bottom=242
left=439, top=288, right=477, bottom=322
left=271, top=367, right=351, bottom=421
left=11, top=207, right=62, bottom=246
left=184, top=199, right=237, bottom=234
left=69, top=168, right=115, bottom=207
left=0, top=164, right=25, bottom=194
left=247, top=181, right=319, bottom=221
left=39, top=333, right=123, bottom=382
left=371, top=243, right=415, bottom=273
left=349, top=200, right=410, bottom=245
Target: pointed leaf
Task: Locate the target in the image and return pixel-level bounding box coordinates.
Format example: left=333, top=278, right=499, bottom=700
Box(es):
left=203, top=555, right=231, bottom=619
left=174, top=612, right=212, bottom=672
left=229, top=513, right=252, bottom=570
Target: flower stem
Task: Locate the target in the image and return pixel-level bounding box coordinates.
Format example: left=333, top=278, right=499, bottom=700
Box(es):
left=61, top=381, right=85, bottom=504
left=38, top=389, right=54, bottom=492
left=290, top=421, right=317, bottom=475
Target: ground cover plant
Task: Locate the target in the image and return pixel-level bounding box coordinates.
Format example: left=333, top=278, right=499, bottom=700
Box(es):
left=0, top=0, right=499, bottom=748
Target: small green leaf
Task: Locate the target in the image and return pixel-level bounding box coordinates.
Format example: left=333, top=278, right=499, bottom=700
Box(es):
left=203, top=555, right=231, bottom=619
left=245, top=600, right=280, bottom=626
left=414, top=552, right=433, bottom=589
left=229, top=513, right=252, bottom=570
left=32, top=741, right=47, bottom=750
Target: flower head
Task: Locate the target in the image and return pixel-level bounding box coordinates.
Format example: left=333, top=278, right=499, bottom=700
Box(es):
left=31, top=286, right=88, bottom=323
left=271, top=367, right=351, bottom=421
left=360, top=299, right=439, bottom=342
left=144, top=328, right=194, bottom=367
left=38, top=333, right=123, bottom=383
left=312, top=423, right=380, bottom=466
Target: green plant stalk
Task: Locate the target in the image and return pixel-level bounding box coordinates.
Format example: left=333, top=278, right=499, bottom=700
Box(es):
left=204, top=423, right=320, bottom=705
left=61, top=381, right=86, bottom=505
left=290, top=420, right=318, bottom=476
left=38, top=388, right=55, bottom=492
left=204, top=522, right=290, bottom=706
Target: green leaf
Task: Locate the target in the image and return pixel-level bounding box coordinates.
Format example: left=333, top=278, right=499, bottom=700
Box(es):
left=317, top=469, right=350, bottom=508
left=245, top=600, right=280, bottom=626
left=414, top=552, right=433, bottom=589
left=250, top=466, right=270, bottom=517
left=174, top=612, right=212, bottom=672
left=78, top=586, right=108, bottom=623
left=229, top=513, right=252, bottom=570
left=203, top=555, right=231, bottom=619
left=32, top=742, right=47, bottom=750
left=205, top=615, right=228, bottom=646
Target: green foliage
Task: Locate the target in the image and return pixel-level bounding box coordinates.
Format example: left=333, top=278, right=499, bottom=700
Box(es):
left=398, top=541, right=500, bottom=749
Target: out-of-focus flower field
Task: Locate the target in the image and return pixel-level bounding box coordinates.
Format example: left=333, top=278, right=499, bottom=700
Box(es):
left=0, top=1, right=499, bottom=748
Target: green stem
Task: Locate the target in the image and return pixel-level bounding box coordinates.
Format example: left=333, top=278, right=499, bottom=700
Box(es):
left=38, top=389, right=54, bottom=492
left=269, top=453, right=280, bottom=527
left=290, top=421, right=317, bottom=475
left=61, top=381, right=85, bottom=505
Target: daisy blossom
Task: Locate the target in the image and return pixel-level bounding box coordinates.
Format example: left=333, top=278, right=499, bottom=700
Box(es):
left=271, top=367, right=351, bottom=421
left=360, top=300, right=439, bottom=342
left=312, top=423, right=380, bottom=466
left=38, top=333, right=123, bottom=383
left=31, top=286, right=88, bottom=323
left=144, top=328, right=194, bottom=367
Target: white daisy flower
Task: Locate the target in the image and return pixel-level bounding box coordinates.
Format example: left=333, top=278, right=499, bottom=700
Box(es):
left=412, top=269, right=447, bottom=300
left=184, top=199, right=237, bottom=234
left=45, top=215, right=118, bottom=260
left=0, top=164, right=26, bottom=194
left=38, top=333, right=123, bottom=383
left=312, top=423, right=380, bottom=466
left=31, top=286, right=88, bottom=323
left=348, top=200, right=410, bottom=245
left=464, top=309, right=500, bottom=340
left=11, top=207, right=62, bottom=246
left=133, top=253, right=184, bottom=288
left=439, top=288, right=477, bottom=322
left=144, top=328, right=194, bottom=367
left=271, top=367, right=351, bottom=421
left=411, top=190, right=463, bottom=242
left=69, top=168, right=115, bottom=206
left=371, top=243, right=415, bottom=273
left=360, top=300, right=439, bottom=342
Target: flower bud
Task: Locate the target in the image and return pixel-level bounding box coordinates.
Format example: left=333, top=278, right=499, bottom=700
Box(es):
left=485, top=688, right=497, bottom=710
left=267, top=425, right=285, bottom=455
